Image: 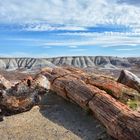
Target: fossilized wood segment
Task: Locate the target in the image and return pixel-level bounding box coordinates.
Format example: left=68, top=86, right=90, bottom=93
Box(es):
left=42, top=67, right=140, bottom=140
left=118, top=70, right=140, bottom=93
left=89, top=93, right=140, bottom=140
left=0, top=75, right=48, bottom=114
left=42, top=67, right=139, bottom=104
left=87, top=74, right=139, bottom=102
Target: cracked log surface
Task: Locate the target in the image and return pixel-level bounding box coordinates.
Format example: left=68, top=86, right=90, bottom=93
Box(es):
left=41, top=67, right=140, bottom=140
left=0, top=74, right=49, bottom=116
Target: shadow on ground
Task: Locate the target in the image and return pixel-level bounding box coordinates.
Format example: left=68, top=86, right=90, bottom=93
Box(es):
left=39, top=92, right=114, bottom=140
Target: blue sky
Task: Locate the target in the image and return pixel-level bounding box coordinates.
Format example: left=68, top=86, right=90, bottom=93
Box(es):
left=0, top=0, right=140, bottom=57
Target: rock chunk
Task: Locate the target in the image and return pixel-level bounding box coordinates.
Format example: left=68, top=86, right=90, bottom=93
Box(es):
left=0, top=75, right=12, bottom=90
left=118, top=70, right=140, bottom=93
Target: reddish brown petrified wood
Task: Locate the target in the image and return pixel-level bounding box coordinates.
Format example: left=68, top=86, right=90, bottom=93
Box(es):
left=42, top=67, right=140, bottom=140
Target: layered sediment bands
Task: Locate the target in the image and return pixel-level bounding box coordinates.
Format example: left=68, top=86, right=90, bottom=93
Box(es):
left=47, top=56, right=135, bottom=68
left=0, top=58, right=55, bottom=70
left=1, top=56, right=140, bottom=70
left=42, top=67, right=140, bottom=140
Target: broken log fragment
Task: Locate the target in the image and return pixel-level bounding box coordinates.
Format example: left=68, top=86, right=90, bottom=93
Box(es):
left=42, top=67, right=140, bottom=140
left=118, top=70, right=140, bottom=93
left=0, top=74, right=12, bottom=90
left=0, top=75, right=48, bottom=115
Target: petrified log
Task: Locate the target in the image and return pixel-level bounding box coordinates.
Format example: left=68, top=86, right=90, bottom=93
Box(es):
left=87, top=74, right=140, bottom=103
left=118, top=70, right=140, bottom=93
left=0, top=75, right=48, bottom=115
left=42, top=67, right=140, bottom=140
left=42, top=67, right=139, bottom=104
left=89, top=93, right=140, bottom=140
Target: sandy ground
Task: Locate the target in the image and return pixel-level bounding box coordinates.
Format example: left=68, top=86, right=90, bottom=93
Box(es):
left=0, top=93, right=114, bottom=140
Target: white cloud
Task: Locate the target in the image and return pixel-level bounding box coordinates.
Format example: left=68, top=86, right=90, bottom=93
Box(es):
left=0, top=0, right=140, bottom=57
left=0, top=0, right=140, bottom=31
left=67, top=46, right=78, bottom=48
left=101, top=44, right=138, bottom=48
left=24, top=24, right=87, bottom=31
left=59, top=32, right=140, bottom=37
left=2, top=31, right=140, bottom=49
left=115, top=48, right=139, bottom=51
left=42, top=33, right=140, bottom=47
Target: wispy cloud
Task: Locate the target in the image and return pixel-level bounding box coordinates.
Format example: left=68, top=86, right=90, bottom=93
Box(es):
left=24, top=24, right=87, bottom=31
left=41, top=34, right=140, bottom=47
left=59, top=32, right=140, bottom=37
left=67, top=46, right=78, bottom=48
left=115, top=48, right=140, bottom=51
left=0, top=0, right=140, bottom=30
